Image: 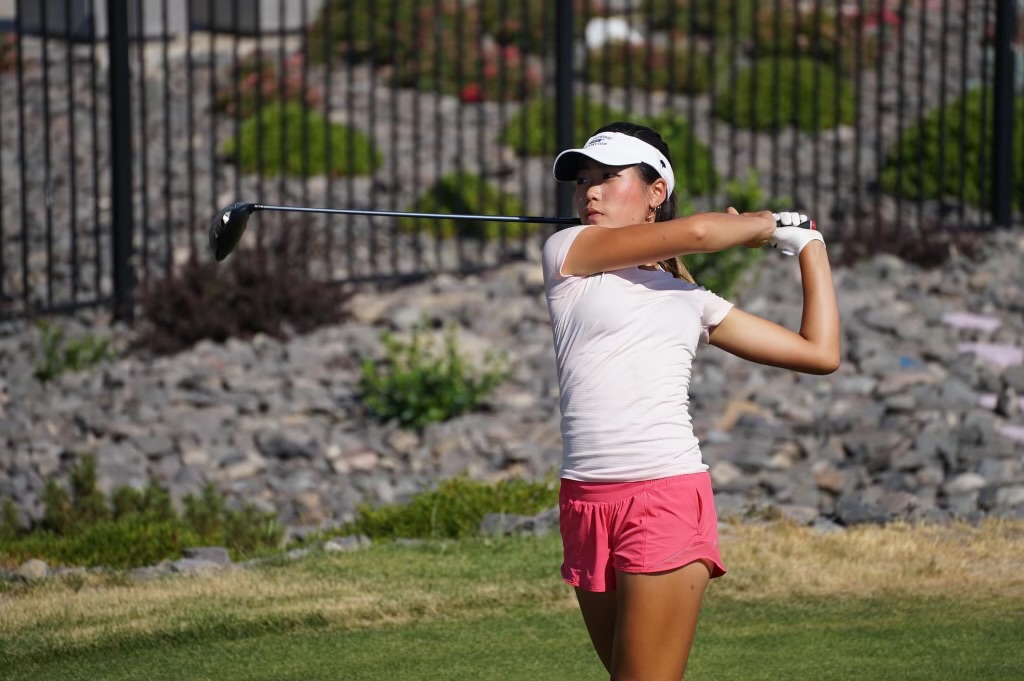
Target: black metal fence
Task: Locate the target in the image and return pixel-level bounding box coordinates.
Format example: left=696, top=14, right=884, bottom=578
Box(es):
left=0, top=0, right=1020, bottom=321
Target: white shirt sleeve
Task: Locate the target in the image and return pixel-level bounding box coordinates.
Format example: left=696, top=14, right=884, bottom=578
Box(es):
left=695, top=287, right=735, bottom=345
left=542, top=225, right=588, bottom=288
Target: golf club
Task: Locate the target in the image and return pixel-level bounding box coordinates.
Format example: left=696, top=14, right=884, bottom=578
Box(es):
left=209, top=202, right=581, bottom=262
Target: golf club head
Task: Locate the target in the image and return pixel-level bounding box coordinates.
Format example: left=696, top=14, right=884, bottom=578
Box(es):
left=209, top=202, right=255, bottom=262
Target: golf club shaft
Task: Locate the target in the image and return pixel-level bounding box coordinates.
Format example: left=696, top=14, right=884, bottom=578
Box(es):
left=252, top=204, right=580, bottom=225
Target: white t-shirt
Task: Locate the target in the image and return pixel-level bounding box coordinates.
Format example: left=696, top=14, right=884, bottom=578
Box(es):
left=542, top=225, right=735, bottom=482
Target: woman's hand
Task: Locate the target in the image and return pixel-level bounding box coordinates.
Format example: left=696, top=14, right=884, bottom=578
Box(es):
left=726, top=207, right=775, bottom=248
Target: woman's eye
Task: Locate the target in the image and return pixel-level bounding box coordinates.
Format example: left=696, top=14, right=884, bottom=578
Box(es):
left=603, top=172, right=617, bottom=179
left=576, top=177, right=588, bottom=185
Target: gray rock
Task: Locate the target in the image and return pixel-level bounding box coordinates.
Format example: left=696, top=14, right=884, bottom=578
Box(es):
left=18, top=559, right=49, bottom=581
left=183, top=546, right=232, bottom=566
left=834, top=496, right=890, bottom=526
left=169, top=558, right=223, bottom=576
left=324, top=535, right=372, bottom=552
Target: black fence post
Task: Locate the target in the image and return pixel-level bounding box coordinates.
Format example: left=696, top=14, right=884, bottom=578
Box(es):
left=107, top=0, right=135, bottom=321
left=555, top=0, right=575, bottom=219
left=992, top=0, right=1018, bottom=227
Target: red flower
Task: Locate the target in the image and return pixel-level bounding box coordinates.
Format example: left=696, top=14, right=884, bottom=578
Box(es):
left=460, top=82, right=483, bottom=103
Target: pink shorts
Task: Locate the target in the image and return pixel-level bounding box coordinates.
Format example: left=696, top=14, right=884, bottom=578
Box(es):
left=559, top=471, right=726, bottom=592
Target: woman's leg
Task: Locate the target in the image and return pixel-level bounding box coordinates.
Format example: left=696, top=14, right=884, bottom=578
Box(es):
left=574, top=586, right=618, bottom=673
left=610, top=560, right=712, bottom=681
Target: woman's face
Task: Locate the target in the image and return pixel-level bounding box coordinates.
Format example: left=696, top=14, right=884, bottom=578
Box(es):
left=574, top=159, right=655, bottom=228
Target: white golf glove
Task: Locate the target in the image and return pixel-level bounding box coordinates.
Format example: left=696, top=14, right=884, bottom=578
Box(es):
left=769, top=211, right=824, bottom=256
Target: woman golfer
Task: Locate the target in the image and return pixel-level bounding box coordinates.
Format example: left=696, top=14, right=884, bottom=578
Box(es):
left=543, top=121, right=840, bottom=680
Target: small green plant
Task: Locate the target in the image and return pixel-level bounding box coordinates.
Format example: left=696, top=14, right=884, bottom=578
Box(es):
left=683, top=170, right=791, bottom=298
left=33, top=320, right=113, bottom=383
left=340, top=476, right=559, bottom=540
left=1, top=459, right=284, bottom=569
left=499, top=97, right=629, bottom=157
left=222, top=102, right=381, bottom=177
left=638, top=114, right=720, bottom=198
left=499, top=104, right=720, bottom=199
left=0, top=499, right=22, bottom=542
left=880, top=89, right=1024, bottom=207
left=360, top=322, right=508, bottom=430
left=400, top=173, right=528, bottom=240
left=644, top=0, right=759, bottom=39
left=184, top=482, right=226, bottom=538
left=713, top=57, right=856, bottom=132
left=215, top=52, right=323, bottom=118
left=584, top=40, right=713, bottom=95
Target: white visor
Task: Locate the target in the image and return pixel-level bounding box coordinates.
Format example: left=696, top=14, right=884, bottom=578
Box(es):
left=552, top=131, right=675, bottom=197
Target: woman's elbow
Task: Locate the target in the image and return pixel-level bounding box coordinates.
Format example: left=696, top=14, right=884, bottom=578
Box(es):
left=809, top=352, right=841, bottom=375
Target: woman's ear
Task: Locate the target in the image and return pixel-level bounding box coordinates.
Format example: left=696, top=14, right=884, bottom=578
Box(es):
left=649, top=178, right=669, bottom=208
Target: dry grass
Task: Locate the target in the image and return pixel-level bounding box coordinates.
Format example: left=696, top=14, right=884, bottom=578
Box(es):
left=715, top=518, right=1024, bottom=602
left=1, top=520, right=1021, bottom=651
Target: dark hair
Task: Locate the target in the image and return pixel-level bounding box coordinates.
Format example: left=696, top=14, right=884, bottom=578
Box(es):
left=593, top=122, right=694, bottom=283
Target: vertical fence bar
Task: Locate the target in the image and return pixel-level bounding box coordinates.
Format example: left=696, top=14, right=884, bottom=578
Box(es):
left=137, top=0, right=150, bottom=285
left=937, top=0, right=951, bottom=232
left=853, top=0, right=864, bottom=223
left=346, top=0, right=357, bottom=277
left=770, top=0, right=782, bottom=199
left=41, top=0, right=54, bottom=308
left=394, top=0, right=404, bottom=273
left=15, top=3, right=28, bottom=313
left=317, top=0, right=331, bottom=274
left=957, top=0, right=970, bottom=226
left=812, top=0, right=823, bottom=216
left=186, top=2, right=196, bottom=259
left=66, top=0, right=79, bottom=305
left=992, top=0, right=1018, bottom=226
left=873, top=0, right=887, bottom=241
left=90, top=7, right=102, bottom=293
left=108, top=0, right=135, bottom=321
left=915, top=0, right=927, bottom=235
left=729, top=0, right=739, bottom=182
left=162, top=0, right=172, bottom=277
left=979, top=0, right=994, bottom=226
left=555, top=0, right=574, bottom=218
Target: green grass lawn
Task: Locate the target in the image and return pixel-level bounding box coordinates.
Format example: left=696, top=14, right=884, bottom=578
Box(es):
left=3, top=527, right=1022, bottom=681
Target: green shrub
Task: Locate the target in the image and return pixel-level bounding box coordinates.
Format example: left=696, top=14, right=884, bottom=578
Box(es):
left=879, top=89, right=1024, bottom=207
left=33, top=320, right=113, bottom=383
left=400, top=173, right=528, bottom=240
left=308, top=0, right=600, bottom=66
left=683, top=170, right=792, bottom=298
left=639, top=114, right=720, bottom=198
left=214, top=52, right=323, bottom=118
left=501, top=105, right=720, bottom=198
left=0, top=499, right=22, bottom=542
left=223, top=504, right=287, bottom=557
left=0, top=461, right=284, bottom=569
left=360, top=322, right=508, bottom=430
left=306, top=0, right=420, bottom=65
left=0, top=32, right=16, bottom=73
left=390, top=27, right=543, bottom=102
left=343, top=476, right=559, bottom=540
left=184, top=482, right=226, bottom=538
left=222, top=102, right=380, bottom=177
left=750, top=4, right=884, bottom=76
left=134, top=243, right=348, bottom=356
left=644, top=0, right=758, bottom=39
left=584, top=41, right=713, bottom=94
left=499, top=97, right=629, bottom=157
left=5, top=517, right=205, bottom=570
left=713, top=58, right=856, bottom=131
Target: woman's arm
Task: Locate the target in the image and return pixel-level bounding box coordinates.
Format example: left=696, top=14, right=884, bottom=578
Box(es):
left=561, top=211, right=775, bottom=277
left=707, top=241, right=840, bottom=374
